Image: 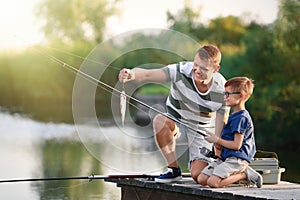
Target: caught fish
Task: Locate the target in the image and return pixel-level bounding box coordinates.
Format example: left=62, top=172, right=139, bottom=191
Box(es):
left=120, top=90, right=126, bottom=126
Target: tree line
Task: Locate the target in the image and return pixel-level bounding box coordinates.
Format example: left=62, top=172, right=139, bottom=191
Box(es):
left=0, top=0, right=299, bottom=146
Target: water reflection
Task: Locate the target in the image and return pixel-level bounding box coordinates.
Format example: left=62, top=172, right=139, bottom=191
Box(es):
left=0, top=112, right=122, bottom=199
left=33, top=139, right=106, bottom=200
left=0, top=111, right=184, bottom=199
left=76, top=124, right=167, bottom=173
left=1, top=111, right=298, bottom=200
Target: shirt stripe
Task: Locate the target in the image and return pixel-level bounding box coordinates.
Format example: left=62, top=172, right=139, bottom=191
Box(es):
left=163, top=62, right=228, bottom=125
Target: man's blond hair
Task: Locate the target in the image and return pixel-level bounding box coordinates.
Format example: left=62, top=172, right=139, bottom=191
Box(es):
left=196, top=45, right=222, bottom=68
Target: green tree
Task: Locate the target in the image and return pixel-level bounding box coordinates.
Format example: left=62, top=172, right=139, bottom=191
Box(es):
left=274, top=0, right=300, bottom=81
left=206, top=16, right=246, bottom=46
left=35, top=0, right=120, bottom=45
left=271, top=0, right=300, bottom=143
left=166, top=0, right=204, bottom=40
left=167, top=3, right=246, bottom=46
left=237, top=0, right=300, bottom=145
left=275, top=0, right=300, bottom=52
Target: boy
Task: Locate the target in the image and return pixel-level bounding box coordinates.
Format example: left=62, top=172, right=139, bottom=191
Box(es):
left=197, top=77, right=263, bottom=188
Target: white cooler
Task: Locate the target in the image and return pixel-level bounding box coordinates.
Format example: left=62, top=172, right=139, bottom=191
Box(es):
left=249, top=158, right=285, bottom=184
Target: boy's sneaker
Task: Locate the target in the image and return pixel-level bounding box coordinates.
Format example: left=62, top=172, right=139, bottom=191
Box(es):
left=245, top=166, right=263, bottom=188
left=155, top=167, right=182, bottom=183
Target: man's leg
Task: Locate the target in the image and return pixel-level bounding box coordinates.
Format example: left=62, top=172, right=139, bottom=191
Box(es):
left=153, top=114, right=178, bottom=167
left=153, top=114, right=182, bottom=182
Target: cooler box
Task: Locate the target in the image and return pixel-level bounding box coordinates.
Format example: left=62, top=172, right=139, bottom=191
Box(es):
left=249, top=158, right=285, bottom=184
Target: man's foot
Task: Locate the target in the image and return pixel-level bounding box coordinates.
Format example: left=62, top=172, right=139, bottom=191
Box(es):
left=155, top=167, right=182, bottom=183
left=246, top=166, right=263, bottom=188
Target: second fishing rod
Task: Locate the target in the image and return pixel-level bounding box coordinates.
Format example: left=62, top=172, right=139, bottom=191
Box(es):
left=34, top=46, right=208, bottom=137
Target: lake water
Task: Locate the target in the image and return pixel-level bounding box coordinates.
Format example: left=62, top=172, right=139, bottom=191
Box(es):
left=0, top=112, right=169, bottom=200
left=0, top=111, right=299, bottom=199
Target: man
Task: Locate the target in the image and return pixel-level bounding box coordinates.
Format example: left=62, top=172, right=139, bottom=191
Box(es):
left=119, top=45, right=229, bottom=183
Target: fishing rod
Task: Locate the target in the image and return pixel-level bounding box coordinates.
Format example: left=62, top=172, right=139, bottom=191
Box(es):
left=44, top=45, right=121, bottom=71
left=0, top=173, right=192, bottom=183
left=33, top=46, right=208, bottom=137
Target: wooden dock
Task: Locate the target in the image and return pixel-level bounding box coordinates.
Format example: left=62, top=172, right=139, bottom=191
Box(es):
left=106, top=177, right=300, bottom=200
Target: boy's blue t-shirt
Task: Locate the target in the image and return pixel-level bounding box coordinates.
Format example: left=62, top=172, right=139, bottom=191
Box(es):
left=220, top=110, right=256, bottom=163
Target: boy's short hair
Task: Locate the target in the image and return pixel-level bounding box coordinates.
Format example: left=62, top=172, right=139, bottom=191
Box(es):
left=225, top=77, right=254, bottom=100
left=196, top=45, right=221, bottom=68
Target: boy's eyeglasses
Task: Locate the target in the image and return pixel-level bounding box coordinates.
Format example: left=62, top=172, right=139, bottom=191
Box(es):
left=224, top=92, right=241, bottom=98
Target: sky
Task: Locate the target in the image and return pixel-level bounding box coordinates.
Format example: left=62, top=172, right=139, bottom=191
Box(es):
left=0, top=0, right=279, bottom=49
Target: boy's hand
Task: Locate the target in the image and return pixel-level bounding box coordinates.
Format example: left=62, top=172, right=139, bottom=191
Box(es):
left=214, top=144, right=222, bottom=157
left=204, top=132, right=220, bottom=144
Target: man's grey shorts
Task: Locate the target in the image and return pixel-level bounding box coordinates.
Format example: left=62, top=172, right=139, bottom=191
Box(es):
left=175, top=122, right=213, bottom=169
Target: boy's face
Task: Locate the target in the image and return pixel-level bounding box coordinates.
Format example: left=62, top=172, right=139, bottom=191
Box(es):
left=192, top=54, right=217, bottom=84
left=224, top=86, right=241, bottom=106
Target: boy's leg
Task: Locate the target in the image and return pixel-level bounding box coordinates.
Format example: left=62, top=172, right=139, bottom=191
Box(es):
left=207, top=157, right=249, bottom=188
left=207, top=173, right=246, bottom=188
left=190, top=160, right=208, bottom=182
left=209, top=166, right=263, bottom=188
left=245, top=166, right=263, bottom=188
left=197, top=159, right=220, bottom=185
left=197, top=172, right=210, bottom=186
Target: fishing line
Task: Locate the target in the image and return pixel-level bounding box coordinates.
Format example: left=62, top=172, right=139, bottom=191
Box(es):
left=43, top=49, right=151, bottom=118
left=42, top=46, right=213, bottom=130
left=44, top=45, right=121, bottom=71
left=31, top=45, right=208, bottom=136
left=42, top=45, right=159, bottom=118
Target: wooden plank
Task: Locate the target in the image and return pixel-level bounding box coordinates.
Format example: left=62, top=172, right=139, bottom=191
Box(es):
left=106, top=178, right=300, bottom=200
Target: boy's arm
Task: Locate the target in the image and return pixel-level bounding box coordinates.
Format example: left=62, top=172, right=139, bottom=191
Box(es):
left=206, top=132, right=244, bottom=150
left=218, top=133, right=243, bottom=150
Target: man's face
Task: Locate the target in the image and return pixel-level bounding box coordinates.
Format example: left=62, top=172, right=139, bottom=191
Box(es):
left=192, top=54, right=216, bottom=83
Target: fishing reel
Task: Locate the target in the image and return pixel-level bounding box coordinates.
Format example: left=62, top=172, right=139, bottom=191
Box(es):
left=200, top=147, right=221, bottom=160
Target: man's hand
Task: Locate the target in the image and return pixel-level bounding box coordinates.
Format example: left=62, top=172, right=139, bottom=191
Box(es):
left=204, top=132, right=220, bottom=144
left=118, top=68, right=135, bottom=83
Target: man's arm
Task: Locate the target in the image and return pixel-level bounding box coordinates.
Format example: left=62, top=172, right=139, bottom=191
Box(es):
left=214, top=112, right=228, bottom=137
left=214, top=110, right=229, bottom=155
left=132, top=68, right=168, bottom=82
left=119, top=68, right=168, bottom=83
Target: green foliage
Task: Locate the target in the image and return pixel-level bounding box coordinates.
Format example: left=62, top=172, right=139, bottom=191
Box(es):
left=0, top=43, right=93, bottom=123
left=239, top=1, right=299, bottom=145
left=166, top=0, right=202, bottom=40
left=276, top=0, right=300, bottom=51
left=0, top=0, right=299, bottom=146
left=167, top=5, right=246, bottom=46
left=136, top=83, right=170, bottom=95
left=35, top=0, right=120, bottom=45
left=206, top=16, right=246, bottom=46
